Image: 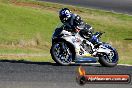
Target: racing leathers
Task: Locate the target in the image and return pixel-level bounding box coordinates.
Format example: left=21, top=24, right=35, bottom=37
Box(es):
left=62, top=14, right=94, bottom=39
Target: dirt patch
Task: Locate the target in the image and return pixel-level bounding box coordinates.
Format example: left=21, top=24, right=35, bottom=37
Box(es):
left=10, top=0, right=84, bottom=13
left=11, top=0, right=43, bottom=8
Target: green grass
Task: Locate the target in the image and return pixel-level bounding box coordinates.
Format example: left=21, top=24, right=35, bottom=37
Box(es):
left=0, top=3, right=58, bottom=44
left=0, top=46, right=47, bottom=54
left=0, top=0, right=131, bottom=64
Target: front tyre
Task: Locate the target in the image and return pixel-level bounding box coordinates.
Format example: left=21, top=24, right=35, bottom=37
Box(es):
left=99, top=44, right=119, bottom=67
left=50, top=41, right=75, bottom=65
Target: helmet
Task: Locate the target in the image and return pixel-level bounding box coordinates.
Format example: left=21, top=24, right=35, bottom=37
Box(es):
left=59, top=8, right=72, bottom=23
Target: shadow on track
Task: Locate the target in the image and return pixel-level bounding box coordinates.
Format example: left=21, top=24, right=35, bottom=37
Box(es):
left=0, top=60, right=102, bottom=67
left=0, top=60, right=57, bottom=65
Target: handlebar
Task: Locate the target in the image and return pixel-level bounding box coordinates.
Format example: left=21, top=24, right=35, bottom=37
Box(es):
left=94, top=32, right=105, bottom=38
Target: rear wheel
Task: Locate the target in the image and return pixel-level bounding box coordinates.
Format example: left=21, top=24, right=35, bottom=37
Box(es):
left=99, top=44, right=119, bottom=67
left=50, top=41, right=75, bottom=65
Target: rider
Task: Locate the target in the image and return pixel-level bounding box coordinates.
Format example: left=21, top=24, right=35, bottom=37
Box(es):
left=59, top=8, right=94, bottom=39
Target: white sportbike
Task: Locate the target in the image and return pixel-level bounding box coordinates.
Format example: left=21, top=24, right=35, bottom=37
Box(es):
left=50, top=24, right=118, bottom=67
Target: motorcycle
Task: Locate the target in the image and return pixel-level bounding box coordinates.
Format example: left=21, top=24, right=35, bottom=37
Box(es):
left=50, top=24, right=118, bottom=67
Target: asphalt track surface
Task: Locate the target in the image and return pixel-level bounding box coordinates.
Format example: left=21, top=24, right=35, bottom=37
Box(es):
left=0, top=60, right=132, bottom=88
left=40, top=0, right=132, bottom=14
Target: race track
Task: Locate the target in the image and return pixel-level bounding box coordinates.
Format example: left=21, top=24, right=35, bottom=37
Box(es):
left=0, top=60, right=131, bottom=88
left=40, top=0, right=132, bottom=14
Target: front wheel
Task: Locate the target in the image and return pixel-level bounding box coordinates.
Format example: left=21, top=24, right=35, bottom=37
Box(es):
left=99, top=44, right=119, bottom=67
left=50, top=41, right=75, bottom=65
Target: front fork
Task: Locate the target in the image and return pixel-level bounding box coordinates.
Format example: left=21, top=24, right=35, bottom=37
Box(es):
left=59, top=42, right=67, bottom=54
